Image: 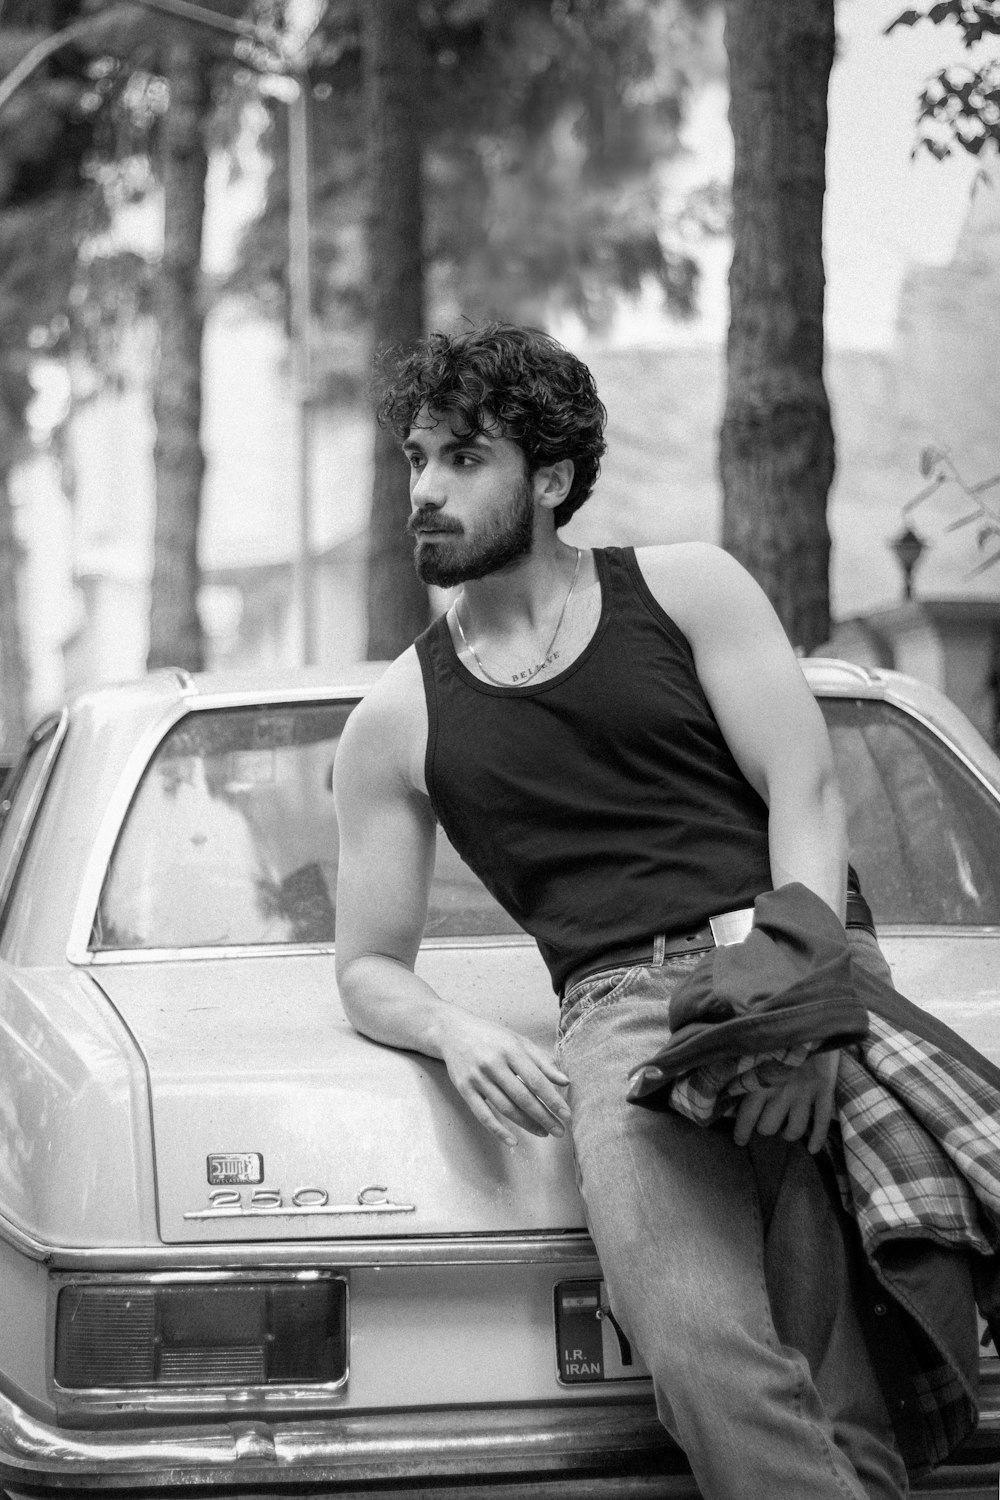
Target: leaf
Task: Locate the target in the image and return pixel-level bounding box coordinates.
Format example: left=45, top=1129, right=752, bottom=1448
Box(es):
left=885, top=10, right=923, bottom=34
left=967, top=549, right=1000, bottom=577
left=978, top=525, right=1000, bottom=547
left=944, top=509, right=986, bottom=532
left=903, top=473, right=947, bottom=512
left=919, top=443, right=943, bottom=475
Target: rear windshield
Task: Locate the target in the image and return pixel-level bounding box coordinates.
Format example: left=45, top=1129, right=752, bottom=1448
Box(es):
left=823, top=697, right=1000, bottom=925
left=92, top=702, right=518, bottom=951
left=92, top=693, right=1000, bottom=952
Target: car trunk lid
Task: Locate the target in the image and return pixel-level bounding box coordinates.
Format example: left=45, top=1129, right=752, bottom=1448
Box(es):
left=90, top=943, right=587, bottom=1244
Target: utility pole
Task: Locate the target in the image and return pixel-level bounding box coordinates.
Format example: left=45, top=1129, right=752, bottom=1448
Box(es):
left=287, top=74, right=316, bottom=666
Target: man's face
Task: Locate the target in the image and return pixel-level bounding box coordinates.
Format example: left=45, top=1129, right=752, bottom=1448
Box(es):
left=402, top=410, right=536, bottom=588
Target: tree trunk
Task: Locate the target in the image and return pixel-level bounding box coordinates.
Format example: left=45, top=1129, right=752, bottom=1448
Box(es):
left=147, top=33, right=210, bottom=673
left=362, top=0, right=429, bottom=661
left=0, top=471, right=28, bottom=749
left=719, top=0, right=835, bottom=655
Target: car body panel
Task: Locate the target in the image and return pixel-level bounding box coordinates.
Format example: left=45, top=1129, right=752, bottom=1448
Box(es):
left=90, top=947, right=582, bottom=1245
left=877, top=932, right=1000, bottom=1067
left=0, top=966, right=155, bottom=1248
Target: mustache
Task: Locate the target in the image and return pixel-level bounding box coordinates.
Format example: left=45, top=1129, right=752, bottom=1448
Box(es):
left=406, top=508, right=463, bottom=538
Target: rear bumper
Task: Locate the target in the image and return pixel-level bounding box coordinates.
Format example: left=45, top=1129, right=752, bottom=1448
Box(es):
left=0, top=1384, right=996, bottom=1497
left=0, top=1389, right=691, bottom=1494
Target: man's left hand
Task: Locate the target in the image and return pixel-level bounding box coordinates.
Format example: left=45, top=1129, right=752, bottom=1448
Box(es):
left=732, top=1049, right=839, bottom=1154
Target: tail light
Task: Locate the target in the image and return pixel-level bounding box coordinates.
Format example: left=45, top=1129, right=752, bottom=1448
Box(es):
left=54, top=1275, right=347, bottom=1390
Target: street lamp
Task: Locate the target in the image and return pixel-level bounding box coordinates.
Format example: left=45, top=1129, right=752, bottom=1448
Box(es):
left=890, top=525, right=927, bottom=602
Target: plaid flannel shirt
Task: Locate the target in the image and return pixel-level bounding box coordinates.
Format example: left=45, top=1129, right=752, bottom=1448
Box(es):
left=625, top=884, right=1000, bottom=1470
left=667, top=1014, right=1000, bottom=1467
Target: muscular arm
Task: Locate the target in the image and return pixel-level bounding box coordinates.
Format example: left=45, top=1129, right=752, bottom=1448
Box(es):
left=333, top=657, right=570, bottom=1149
left=636, top=544, right=848, bottom=1150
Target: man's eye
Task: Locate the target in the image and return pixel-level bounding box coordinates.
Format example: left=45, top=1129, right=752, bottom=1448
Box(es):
left=406, top=454, right=424, bottom=471
left=453, top=453, right=479, bottom=467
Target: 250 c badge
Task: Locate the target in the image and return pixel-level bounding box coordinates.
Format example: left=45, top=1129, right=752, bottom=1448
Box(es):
left=184, top=1179, right=416, bottom=1220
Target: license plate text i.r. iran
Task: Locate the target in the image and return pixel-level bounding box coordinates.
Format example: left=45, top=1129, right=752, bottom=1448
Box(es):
left=554, top=1279, right=649, bottom=1384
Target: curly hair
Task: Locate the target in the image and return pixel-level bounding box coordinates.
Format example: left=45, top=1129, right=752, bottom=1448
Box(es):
left=374, top=323, right=607, bottom=528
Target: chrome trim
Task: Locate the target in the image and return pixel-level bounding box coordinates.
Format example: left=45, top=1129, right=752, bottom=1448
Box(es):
left=418, top=931, right=533, bottom=952
left=180, top=679, right=382, bottom=710
left=0, top=1202, right=597, bottom=1267
left=877, top=923, right=1000, bottom=940
left=0, top=710, right=69, bottom=927
left=81, top=932, right=535, bottom=965
left=50, top=1269, right=348, bottom=1418
left=77, top=921, right=1000, bottom=966
left=85, top=942, right=337, bottom=965
left=804, top=657, right=881, bottom=688
left=0, top=1390, right=678, bottom=1488
left=183, top=1195, right=415, bottom=1222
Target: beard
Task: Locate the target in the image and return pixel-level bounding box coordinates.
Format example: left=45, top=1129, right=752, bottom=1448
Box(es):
left=407, top=474, right=535, bottom=587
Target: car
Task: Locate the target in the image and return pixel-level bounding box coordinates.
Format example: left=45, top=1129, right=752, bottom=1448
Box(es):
left=0, top=656, right=996, bottom=1499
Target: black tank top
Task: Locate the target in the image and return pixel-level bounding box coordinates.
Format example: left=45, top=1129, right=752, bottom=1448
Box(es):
left=415, top=546, right=772, bottom=994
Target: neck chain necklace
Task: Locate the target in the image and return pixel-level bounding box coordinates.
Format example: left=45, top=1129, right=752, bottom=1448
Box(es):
left=454, top=547, right=582, bottom=687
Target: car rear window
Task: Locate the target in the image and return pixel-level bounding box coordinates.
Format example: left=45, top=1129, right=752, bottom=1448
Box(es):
left=92, top=702, right=519, bottom=951
left=92, top=694, right=1000, bottom=952
left=821, top=697, right=1000, bottom=925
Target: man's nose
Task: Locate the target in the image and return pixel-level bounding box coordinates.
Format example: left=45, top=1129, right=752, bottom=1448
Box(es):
left=410, top=462, right=444, bottom=509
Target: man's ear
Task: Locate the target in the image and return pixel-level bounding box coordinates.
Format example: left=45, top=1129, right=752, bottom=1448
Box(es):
left=533, top=459, right=575, bottom=511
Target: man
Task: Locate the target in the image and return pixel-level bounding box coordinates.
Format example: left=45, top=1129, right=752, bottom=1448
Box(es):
left=334, top=323, right=909, bottom=1499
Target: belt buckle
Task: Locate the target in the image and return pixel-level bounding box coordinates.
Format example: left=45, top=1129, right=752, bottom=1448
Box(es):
left=708, top=907, right=754, bottom=946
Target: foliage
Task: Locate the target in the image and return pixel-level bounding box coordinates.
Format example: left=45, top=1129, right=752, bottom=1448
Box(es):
left=903, top=446, right=1000, bottom=576
left=0, top=5, right=105, bottom=452
left=0, top=1, right=112, bottom=742
left=234, top=0, right=718, bottom=372
left=0, top=1, right=272, bottom=695
left=887, top=3, right=1000, bottom=158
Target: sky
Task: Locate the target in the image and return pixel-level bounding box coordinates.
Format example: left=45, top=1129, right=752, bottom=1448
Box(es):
left=826, top=0, right=990, bottom=349
left=598, top=0, right=992, bottom=352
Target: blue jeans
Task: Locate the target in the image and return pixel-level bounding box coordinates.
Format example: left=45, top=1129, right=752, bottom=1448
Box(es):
left=557, top=932, right=909, bottom=1500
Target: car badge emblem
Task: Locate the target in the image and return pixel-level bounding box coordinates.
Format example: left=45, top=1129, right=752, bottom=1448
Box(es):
left=207, top=1152, right=264, bottom=1186
left=185, top=1174, right=415, bottom=1220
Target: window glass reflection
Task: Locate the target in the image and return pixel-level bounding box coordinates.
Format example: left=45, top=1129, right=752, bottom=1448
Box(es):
left=94, top=702, right=518, bottom=950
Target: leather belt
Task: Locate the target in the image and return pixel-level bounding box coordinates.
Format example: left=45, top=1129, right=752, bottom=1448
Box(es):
left=561, top=925, right=716, bottom=998
left=560, top=888, right=877, bottom=999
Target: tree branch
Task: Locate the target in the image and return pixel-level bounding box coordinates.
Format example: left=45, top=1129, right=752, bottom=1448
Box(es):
left=0, top=0, right=293, bottom=116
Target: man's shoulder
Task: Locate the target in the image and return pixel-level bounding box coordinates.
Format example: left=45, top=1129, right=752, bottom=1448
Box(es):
left=633, top=540, right=737, bottom=581
left=631, top=543, right=752, bottom=621
left=336, top=647, right=428, bottom=785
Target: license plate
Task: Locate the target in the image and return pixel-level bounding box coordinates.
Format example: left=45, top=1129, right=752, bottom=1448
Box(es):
left=554, top=1279, right=649, bottom=1384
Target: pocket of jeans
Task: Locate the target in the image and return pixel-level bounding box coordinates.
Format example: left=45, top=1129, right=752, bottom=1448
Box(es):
left=557, top=965, right=640, bottom=1053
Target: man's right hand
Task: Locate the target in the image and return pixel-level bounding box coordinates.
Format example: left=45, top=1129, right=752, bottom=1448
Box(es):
left=436, top=1012, right=572, bottom=1149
